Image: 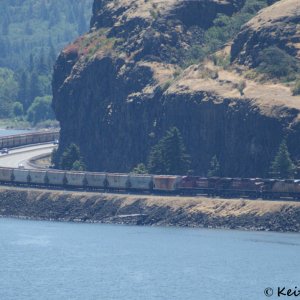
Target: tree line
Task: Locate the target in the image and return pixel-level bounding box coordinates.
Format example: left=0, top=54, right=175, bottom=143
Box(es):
left=0, top=0, right=93, bottom=124
left=55, top=127, right=296, bottom=179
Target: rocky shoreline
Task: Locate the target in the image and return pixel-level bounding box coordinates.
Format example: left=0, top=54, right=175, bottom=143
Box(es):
left=0, top=187, right=299, bottom=232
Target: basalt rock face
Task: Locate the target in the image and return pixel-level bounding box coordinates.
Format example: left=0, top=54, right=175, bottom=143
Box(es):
left=53, top=0, right=300, bottom=177
left=231, top=0, right=300, bottom=66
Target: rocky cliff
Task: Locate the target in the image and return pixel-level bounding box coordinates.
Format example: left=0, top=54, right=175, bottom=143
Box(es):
left=52, top=0, right=300, bottom=177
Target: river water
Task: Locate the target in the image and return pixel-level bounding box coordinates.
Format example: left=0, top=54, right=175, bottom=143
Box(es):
left=0, top=218, right=299, bottom=300
left=0, top=129, right=32, bottom=137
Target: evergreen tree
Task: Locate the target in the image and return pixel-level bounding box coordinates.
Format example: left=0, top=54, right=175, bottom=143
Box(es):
left=40, top=0, right=49, bottom=20
left=18, top=71, right=29, bottom=107
left=29, top=72, right=41, bottom=103
left=132, top=163, right=148, bottom=174
left=148, top=143, right=165, bottom=174
left=25, top=22, right=33, bottom=35
left=0, top=68, right=19, bottom=117
left=60, top=143, right=85, bottom=170
left=77, top=5, right=87, bottom=35
left=0, top=0, right=93, bottom=118
left=48, top=38, right=56, bottom=64
left=13, top=102, right=24, bottom=117
left=270, top=140, right=295, bottom=178
left=148, top=127, right=190, bottom=175
left=72, top=160, right=86, bottom=171
left=2, top=16, right=9, bottom=36
left=38, top=48, right=48, bottom=74
left=29, top=54, right=34, bottom=73
left=207, top=155, right=221, bottom=177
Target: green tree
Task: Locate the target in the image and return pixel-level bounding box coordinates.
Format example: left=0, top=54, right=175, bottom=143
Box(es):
left=13, top=102, right=24, bottom=117
left=148, top=127, right=190, bottom=175
left=71, top=160, right=86, bottom=171
left=60, top=143, right=85, bottom=171
left=2, top=15, right=9, bottom=36
left=27, top=95, right=55, bottom=124
left=18, top=71, right=29, bottom=108
left=29, top=72, right=42, bottom=102
left=207, top=155, right=221, bottom=177
left=0, top=68, right=19, bottom=117
left=132, top=163, right=148, bottom=174
left=270, top=140, right=295, bottom=178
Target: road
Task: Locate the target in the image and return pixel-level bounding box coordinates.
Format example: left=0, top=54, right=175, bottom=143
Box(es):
left=0, top=143, right=56, bottom=169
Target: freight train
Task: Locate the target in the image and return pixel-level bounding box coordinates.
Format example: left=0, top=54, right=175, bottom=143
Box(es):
left=0, top=130, right=59, bottom=149
left=0, top=167, right=299, bottom=200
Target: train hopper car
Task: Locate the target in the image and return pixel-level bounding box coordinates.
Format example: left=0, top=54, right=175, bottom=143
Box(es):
left=0, top=167, right=14, bottom=182
left=153, top=175, right=181, bottom=192
left=270, top=180, right=300, bottom=199
left=85, top=172, right=106, bottom=188
left=106, top=173, right=130, bottom=189
left=29, top=170, right=47, bottom=184
left=13, top=169, right=30, bottom=183
left=65, top=172, right=86, bottom=187
left=47, top=170, right=66, bottom=186
left=129, top=174, right=153, bottom=191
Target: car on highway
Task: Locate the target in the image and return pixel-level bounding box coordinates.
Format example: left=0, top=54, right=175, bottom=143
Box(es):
left=0, top=148, right=9, bottom=154
left=18, top=163, right=25, bottom=169
left=53, top=139, right=59, bottom=145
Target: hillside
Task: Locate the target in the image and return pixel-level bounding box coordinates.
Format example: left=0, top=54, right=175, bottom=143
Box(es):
left=0, top=0, right=93, bottom=124
left=52, top=0, right=300, bottom=177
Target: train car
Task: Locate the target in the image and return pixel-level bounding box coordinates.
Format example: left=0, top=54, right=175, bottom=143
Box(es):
left=179, top=176, right=212, bottom=194
left=13, top=169, right=30, bottom=183
left=153, top=175, right=181, bottom=192
left=47, top=170, right=66, bottom=186
left=0, top=167, right=14, bottom=182
left=65, top=172, right=86, bottom=187
left=207, top=177, right=232, bottom=196
left=179, top=176, right=196, bottom=189
left=29, top=170, right=47, bottom=184
left=19, top=134, right=27, bottom=146
left=129, top=174, right=153, bottom=191
left=85, top=172, right=106, bottom=188
left=0, top=130, right=60, bottom=150
left=229, top=178, right=262, bottom=197
left=5, top=137, right=13, bottom=148
left=270, top=180, right=300, bottom=198
left=106, top=173, right=130, bottom=189
left=261, top=179, right=276, bottom=198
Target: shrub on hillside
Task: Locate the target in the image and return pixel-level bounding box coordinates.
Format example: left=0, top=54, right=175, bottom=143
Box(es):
left=256, top=46, right=299, bottom=80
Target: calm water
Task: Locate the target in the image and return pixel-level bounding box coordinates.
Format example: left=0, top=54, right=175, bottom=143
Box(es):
left=0, top=129, right=31, bottom=137
left=0, top=218, right=299, bottom=300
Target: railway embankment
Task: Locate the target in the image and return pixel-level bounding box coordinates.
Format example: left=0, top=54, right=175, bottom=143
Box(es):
left=0, top=187, right=299, bottom=232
